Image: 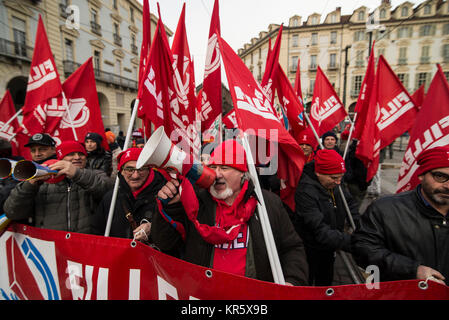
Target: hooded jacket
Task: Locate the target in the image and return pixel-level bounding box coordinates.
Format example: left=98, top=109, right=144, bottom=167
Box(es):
left=151, top=181, right=309, bottom=286
left=351, top=186, right=449, bottom=282
left=294, top=161, right=359, bottom=252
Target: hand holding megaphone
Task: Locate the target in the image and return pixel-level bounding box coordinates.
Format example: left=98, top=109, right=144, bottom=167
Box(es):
left=157, top=178, right=181, bottom=205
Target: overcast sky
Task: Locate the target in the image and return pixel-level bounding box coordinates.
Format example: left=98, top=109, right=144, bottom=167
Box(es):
left=144, top=0, right=413, bottom=85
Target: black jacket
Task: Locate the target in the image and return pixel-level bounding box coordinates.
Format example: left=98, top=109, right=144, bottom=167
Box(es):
left=151, top=181, right=309, bottom=286
left=343, top=140, right=370, bottom=191
left=86, top=148, right=112, bottom=177
left=351, top=187, right=449, bottom=282
left=294, top=162, right=360, bottom=253
left=92, top=169, right=166, bottom=238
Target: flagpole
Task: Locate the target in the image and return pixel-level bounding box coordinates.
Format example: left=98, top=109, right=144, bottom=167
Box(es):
left=241, top=131, right=285, bottom=285
left=104, top=98, right=140, bottom=237
left=342, top=113, right=357, bottom=160
left=0, top=108, right=23, bottom=133
left=62, top=92, right=78, bottom=141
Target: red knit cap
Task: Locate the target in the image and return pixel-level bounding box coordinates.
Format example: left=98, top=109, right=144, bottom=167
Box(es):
left=209, top=140, right=248, bottom=172
left=117, top=147, right=143, bottom=171
left=295, top=128, right=316, bottom=148
left=314, top=149, right=346, bottom=175
left=56, top=141, right=87, bottom=160
left=416, top=146, right=449, bottom=176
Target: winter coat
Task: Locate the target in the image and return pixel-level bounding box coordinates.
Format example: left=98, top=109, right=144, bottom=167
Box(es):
left=4, top=168, right=114, bottom=234
left=294, top=162, right=360, bottom=253
left=92, top=169, right=166, bottom=238
left=351, top=186, right=449, bottom=282
left=151, top=181, right=309, bottom=286
left=86, top=148, right=112, bottom=177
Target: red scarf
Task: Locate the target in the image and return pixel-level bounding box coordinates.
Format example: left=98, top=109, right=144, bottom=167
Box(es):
left=131, top=169, right=155, bottom=198
left=180, top=178, right=257, bottom=245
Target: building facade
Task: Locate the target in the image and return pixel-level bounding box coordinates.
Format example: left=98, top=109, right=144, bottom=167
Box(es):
left=0, top=0, right=171, bottom=135
left=238, top=0, right=449, bottom=115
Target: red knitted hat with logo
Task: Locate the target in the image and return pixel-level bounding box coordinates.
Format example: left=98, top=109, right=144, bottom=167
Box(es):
left=209, top=140, right=248, bottom=172
left=314, top=149, right=346, bottom=175
left=416, top=146, right=449, bottom=176
left=56, top=141, right=87, bottom=160
left=117, top=147, right=143, bottom=171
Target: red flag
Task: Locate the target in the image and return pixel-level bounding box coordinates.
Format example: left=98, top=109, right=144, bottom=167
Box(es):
left=396, top=65, right=449, bottom=193
left=310, top=66, right=347, bottom=136
left=261, top=25, right=283, bottom=106
left=138, top=13, right=200, bottom=156
left=137, top=0, right=151, bottom=94
left=23, top=16, right=62, bottom=114
left=52, top=58, right=108, bottom=150
left=376, top=55, right=418, bottom=149
left=171, top=3, right=197, bottom=133
left=200, top=0, right=222, bottom=134
left=0, top=91, right=21, bottom=156
left=223, top=109, right=237, bottom=129
left=293, top=57, right=305, bottom=109
left=218, top=35, right=305, bottom=212
left=411, top=84, right=425, bottom=111
left=353, top=44, right=376, bottom=140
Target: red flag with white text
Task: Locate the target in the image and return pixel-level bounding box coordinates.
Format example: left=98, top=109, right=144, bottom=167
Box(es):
left=0, top=91, right=21, bottom=156
left=200, top=0, right=222, bottom=134
left=218, top=35, right=305, bottom=212
left=396, top=65, right=449, bottom=193
left=310, top=67, right=347, bottom=136
left=376, top=55, right=418, bottom=149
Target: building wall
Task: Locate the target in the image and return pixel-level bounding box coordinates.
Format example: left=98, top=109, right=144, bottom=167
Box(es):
left=0, top=0, right=171, bottom=136
left=238, top=0, right=449, bottom=115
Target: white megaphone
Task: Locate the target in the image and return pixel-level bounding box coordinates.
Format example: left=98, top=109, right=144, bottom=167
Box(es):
left=0, top=158, right=17, bottom=179
left=136, top=126, right=216, bottom=189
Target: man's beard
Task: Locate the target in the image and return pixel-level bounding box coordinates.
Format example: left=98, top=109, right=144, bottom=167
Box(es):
left=422, top=183, right=449, bottom=206
left=209, top=180, right=234, bottom=200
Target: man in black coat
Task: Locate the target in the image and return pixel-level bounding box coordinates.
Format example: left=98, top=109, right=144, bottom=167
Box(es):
left=92, top=148, right=166, bottom=241
left=152, top=140, right=309, bottom=286
left=295, top=149, right=359, bottom=286
left=84, top=132, right=112, bottom=177
left=352, top=146, right=449, bottom=285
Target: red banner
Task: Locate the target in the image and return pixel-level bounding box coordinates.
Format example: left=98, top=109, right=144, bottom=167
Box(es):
left=1, top=223, right=448, bottom=300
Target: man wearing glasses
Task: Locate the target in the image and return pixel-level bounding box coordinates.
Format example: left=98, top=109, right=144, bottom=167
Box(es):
left=352, top=146, right=449, bottom=285
left=92, top=148, right=166, bottom=242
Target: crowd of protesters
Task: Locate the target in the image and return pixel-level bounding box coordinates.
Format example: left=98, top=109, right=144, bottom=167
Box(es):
left=1, top=125, right=447, bottom=287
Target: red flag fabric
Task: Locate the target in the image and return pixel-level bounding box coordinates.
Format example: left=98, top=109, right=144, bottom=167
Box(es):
left=396, top=65, right=449, bottom=193
left=137, top=0, right=151, bottom=94
left=294, top=57, right=304, bottom=108
left=353, top=44, right=376, bottom=140
left=411, top=84, right=425, bottom=111
left=200, top=0, right=222, bottom=134
left=51, top=58, right=108, bottom=150
left=0, top=91, right=21, bottom=156
left=23, top=16, right=62, bottom=114
left=376, top=55, right=418, bottom=149
left=261, top=25, right=283, bottom=107
left=218, top=35, right=305, bottom=212
left=310, top=66, right=347, bottom=136
left=222, top=109, right=237, bottom=129
left=138, top=15, right=200, bottom=156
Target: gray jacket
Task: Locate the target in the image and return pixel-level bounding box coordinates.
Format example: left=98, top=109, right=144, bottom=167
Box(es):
left=4, top=168, right=113, bottom=234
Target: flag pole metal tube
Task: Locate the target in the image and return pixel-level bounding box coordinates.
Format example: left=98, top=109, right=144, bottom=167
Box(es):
left=62, top=92, right=78, bottom=141
left=241, top=132, right=285, bottom=285
left=104, top=98, right=140, bottom=237
left=342, top=113, right=358, bottom=160
left=0, top=108, right=23, bottom=133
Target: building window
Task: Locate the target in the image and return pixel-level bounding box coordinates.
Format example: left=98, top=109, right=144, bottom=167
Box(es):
left=12, top=17, right=27, bottom=57
left=355, top=50, right=364, bottom=67
left=443, top=44, right=449, bottom=62
left=398, top=47, right=407, bottom=65
left=93, top=50, right=101, bottom=72
left=330, top=31, right=337, bottom=44
left=401, top=6, right=408, bottom=17
left=311, top=33, right=318, bottom=45
left=311, top=16, right=318, bottom=25
left=65, top=39, right=74, bottom=61
left=423, top=4, right=431, bottom=15
left=351, top=75, right=363, bottom=97
left=113, top=23, right=122, bottom=46
left=309, top=79, right=315, bottom=94
left=397, top=26, right=412, bottom=38
left=292, top=34, right=298, bottom=47
left=421, top=45, right=430, bottom=63
left=397, top=73, right=409, bottom=89
left=292, top=18, right=298, bottom=27
left=310, top=55, right=317, bottom=70
left=419, top=25, right=435, bottom=36
left=130, top=7, right=135, bottom=23
left=380, top=8, right=386, bottom=19
left=443, top=24, right=449, bottom=35
left=113, top=0, right=118, bottom=10
left=354, top=30, right=365, bottom=42
left=330, top=14, right=337, bottom=23
left=115, top=59, right=122, bottom=76
left=290, top=55, right=298, bottom=72
left=358, top=10, right=365, bottom=21
left=416, top=72, right=430, bottom=90
left=329, top=53, right=337, bottom=68
left=90, top=9, right=101, bottom=35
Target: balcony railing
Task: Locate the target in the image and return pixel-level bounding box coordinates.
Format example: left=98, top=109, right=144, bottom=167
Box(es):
left=113, top=34, right=122, bottom=47
left=398, top=58, right=407, bottom=65
left=63, top=60, right=137, bottom=91
left=90, top=21, right=102, bottom=36
left=308, top=64, right=317, bottom=71
left=0, top=37, right=33, bottom=62
left=327, top=63, right=338, bottom=70
left=131, top=44, right=138, bottom=55
left=420, top=56, right=430, bottom=64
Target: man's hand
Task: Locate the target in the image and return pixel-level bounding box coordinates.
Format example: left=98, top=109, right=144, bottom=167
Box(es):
left=133, top=222, right=151, bottom=242
left=48, top=160, right=77, bottom=179
left=157, top=179, right=180, bottom=205
left=416, top=265, right=446, bottom=285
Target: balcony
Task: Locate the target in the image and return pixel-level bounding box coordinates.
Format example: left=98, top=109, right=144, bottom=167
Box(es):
left=328, top=63, right=338, bottom=71
left=63, top=60, right=137, bottom=91
left=0, top=38, right=33, bottom=62
left=131, top=44, right=138, bottom=55
left=113, top=34, right=122, bottom=47
left=308, top=64, right=317, bottom=71
left=420, top=56, right=430, bottom=64
left=398, top=58, right=407, bottom=65
left=289, top=65, right=298, bottom=73
left=90, top=21, right=102, bottom=36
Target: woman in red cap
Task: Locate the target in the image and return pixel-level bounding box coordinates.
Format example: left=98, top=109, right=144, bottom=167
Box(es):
left=4, top=141, right=114, bottom=234
left=352, top=146, right=449, bottom=285
left=294, top=149, right=360, bottom=286
left=152, top=139, right=309, bottom=286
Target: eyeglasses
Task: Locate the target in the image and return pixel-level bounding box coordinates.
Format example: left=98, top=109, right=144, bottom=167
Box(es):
left=429, top=171, right=449, bottom=183
left=122, top=167, right=150, bottom=175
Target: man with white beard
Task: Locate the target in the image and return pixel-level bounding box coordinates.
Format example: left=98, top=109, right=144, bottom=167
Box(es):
left=352, top=146, right=449, bottom=285
left=151, top=139, right=309, bottom=286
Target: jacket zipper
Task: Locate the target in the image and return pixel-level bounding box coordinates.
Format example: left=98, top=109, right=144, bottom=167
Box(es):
left=67, top=184, right=72, bottom=231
